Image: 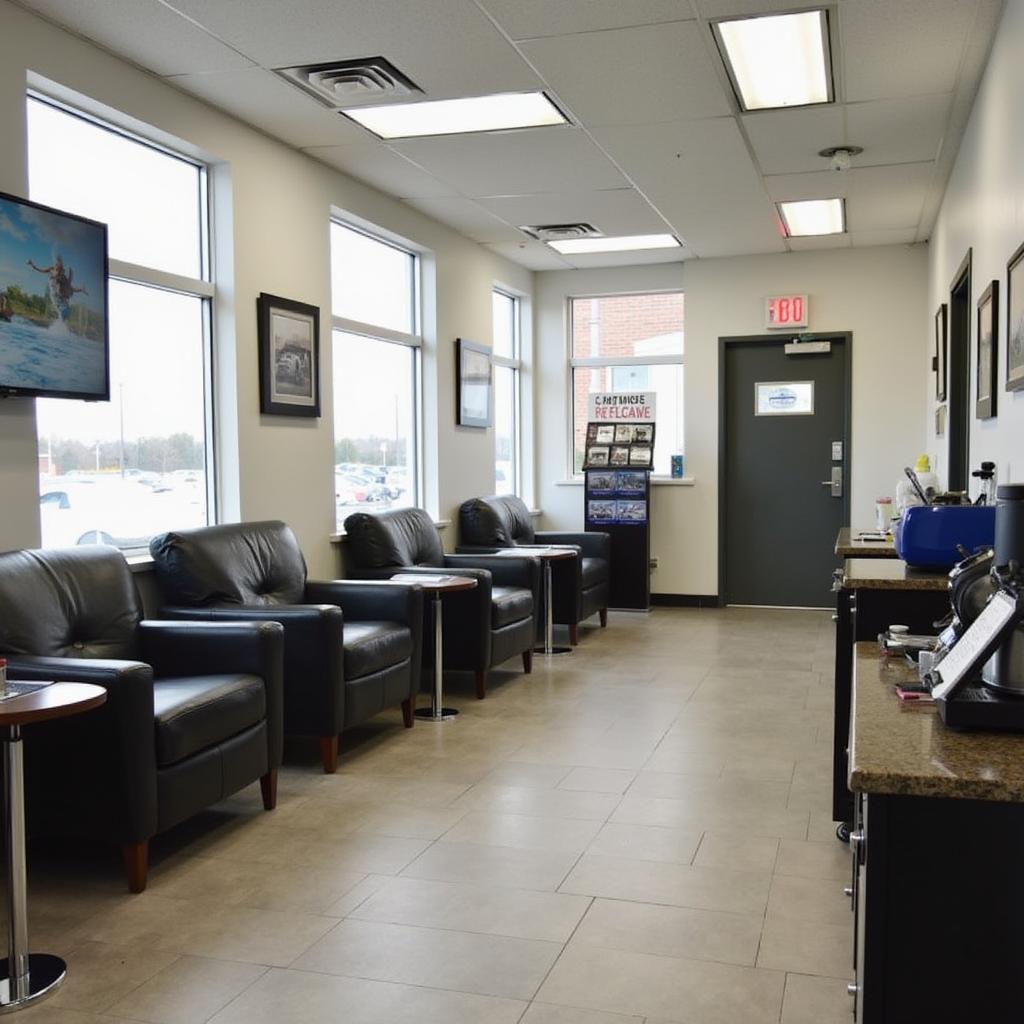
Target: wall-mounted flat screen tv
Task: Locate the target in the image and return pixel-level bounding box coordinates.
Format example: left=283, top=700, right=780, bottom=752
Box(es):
left=0, top=190, right=109, bottom=401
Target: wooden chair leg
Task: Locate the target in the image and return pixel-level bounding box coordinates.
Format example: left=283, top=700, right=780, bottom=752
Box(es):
left=569, top=623, right=579, bottom=646
left=260, top=768, right=277, bottom=810
left=599, top=607, right=608, bottom=627
left=320, top=734, right=339, bottom=774
left=122, top=840, right=149, bottom=894
left=401, top=696, right=415, bottom=728
left=522, top=649, right=533, bottom=674
left=475, top=670, right=487, bottom=700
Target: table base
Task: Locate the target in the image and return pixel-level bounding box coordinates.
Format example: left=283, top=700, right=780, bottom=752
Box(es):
left=0, top=954, right=65, bottom=1013
left=534, top=644, right=574, bottom=656
left=414, top=707, right=460, bottom=722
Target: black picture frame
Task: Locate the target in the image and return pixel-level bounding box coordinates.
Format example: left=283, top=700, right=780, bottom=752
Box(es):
left=257, top=293, right=320, bottom=417
left=976, top=280, right=998, bottom=420
left=456, top=338, right=492, bottom=428
left=1007, top=241, right=1024, bottom=392
left=934, top=303, right=947, bottom=401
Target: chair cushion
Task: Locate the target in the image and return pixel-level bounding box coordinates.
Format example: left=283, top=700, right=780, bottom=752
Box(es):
left=343, top=621, right=412, bottom=680
left=459, top=495, right=535, bottom=547
left=153, top=674, right=266, bottom=767
left=581, top=557, right=609, bottom=591
left=344, top=508, right=445, bottom=568
left=491, top=586, right=533, bottom=629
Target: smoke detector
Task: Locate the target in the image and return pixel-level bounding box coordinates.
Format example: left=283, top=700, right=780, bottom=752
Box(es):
left=818, top=145, right=863, bottom=172
left=274, top=57, right=422, bottom=109
left=519, top=223, right=603, bottom=242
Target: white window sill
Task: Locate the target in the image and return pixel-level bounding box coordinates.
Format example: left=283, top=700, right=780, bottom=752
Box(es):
left=331, top=518, right=449, bottom=543
left=555, top=477, right=695, bottom=487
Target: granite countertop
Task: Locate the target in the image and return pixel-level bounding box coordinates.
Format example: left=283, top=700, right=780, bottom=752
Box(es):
left=835, top=527, right=898, bottom=559
left=842, top=557, right=949, bottom=591
left=848, top=643, right=1024, bottom=802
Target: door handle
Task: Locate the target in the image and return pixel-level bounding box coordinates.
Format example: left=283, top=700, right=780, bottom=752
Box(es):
left=822, top=467, right=842, bottom=497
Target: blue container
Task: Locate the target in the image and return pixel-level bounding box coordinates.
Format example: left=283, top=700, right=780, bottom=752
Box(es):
left=894, top=505, right=996, bottom=569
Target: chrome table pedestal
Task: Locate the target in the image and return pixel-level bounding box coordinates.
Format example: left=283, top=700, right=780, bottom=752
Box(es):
left=415, top=592, right=459, bottom=722
left=532, top=548, right=577, bottom=656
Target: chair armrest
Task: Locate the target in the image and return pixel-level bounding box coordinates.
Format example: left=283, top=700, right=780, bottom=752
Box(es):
left=306, top=579, right=424, bottom=626
left=444, top=553, right=540, bottom=592
left=536, top=531, right=611, bottom=560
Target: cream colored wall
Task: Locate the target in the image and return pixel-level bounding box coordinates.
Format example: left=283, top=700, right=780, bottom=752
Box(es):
left=536, top=246, right=929, bottom=596
left=0, top=1, right=532, bottom=574
left=926, top=0, right=1024, bottom=489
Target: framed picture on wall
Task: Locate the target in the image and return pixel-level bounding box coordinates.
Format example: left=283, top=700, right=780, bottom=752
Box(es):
left=934, top=303, right=948, bottom=401
left=976, top=280, right=998, bottom=420
left=257, top=293, right=320, bottom=417
left=1007, top=241, right=1024, bottom=392
left=456, top=338, right=492, bottom=427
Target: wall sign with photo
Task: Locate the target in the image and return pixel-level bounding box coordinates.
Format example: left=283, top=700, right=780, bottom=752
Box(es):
left=1007, top=241, right=1024, bottom=393
left=257, top=292, right=320, bottom=417
left=976, top=280, right=998, bottom=420
left=934, top=303, right=947, bottom=401
left=456, top=338, right=492, bottom=428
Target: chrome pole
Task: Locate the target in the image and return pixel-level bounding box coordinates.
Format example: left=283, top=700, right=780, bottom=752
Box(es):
left=432, top=593, right=443, bottom=721
left=544, top=560, right=554, bottom=655
left=5, top=727, right=29, bottom=1001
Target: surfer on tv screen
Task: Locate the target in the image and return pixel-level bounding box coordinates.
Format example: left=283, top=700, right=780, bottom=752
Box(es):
left=26, top=254, right=87, bottom=322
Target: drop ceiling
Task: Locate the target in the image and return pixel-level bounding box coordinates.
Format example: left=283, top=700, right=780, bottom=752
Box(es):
left=13, top=0, right=1004, bottom=270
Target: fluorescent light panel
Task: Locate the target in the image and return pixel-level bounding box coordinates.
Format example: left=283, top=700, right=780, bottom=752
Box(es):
left=778, top=198, right=845, bottom=236
left=342, top=91, right=566, bottom=139
left=717, top=10, right=831, bottom=111
left=548, top=234, right=681, bottom=255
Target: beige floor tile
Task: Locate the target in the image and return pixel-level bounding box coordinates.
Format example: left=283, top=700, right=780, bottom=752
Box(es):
left=560, top=854, right=771, bottom=916
left=610, top=794, right=809, bottom=840
left=401, top=840, right=581, bottom=891
left=693, top=832, right=780, bottom=873
left=48, top=940, right=179, bottom=1012
left=536, top=943, right=785, bottom=1023
left=586, top=822, right=702, bottom=865
left=572, top=897, right=762, bottom=966
left=781, top=972, right=856, bottom=1023
left=448, top=785, right=621, bottom=821
left=757, top=916, right=854, bottom=978
left=349, top=876, right=591, bottom=942
left=16, top=1009, right=119, bottom=1024
left=441, top=811, right=602, bottom=855
left=208, top=967, right=526, bottom=1023
left=521, top=1004, right=644, bottom=1023
left=292, top=918, right=560, bottom=999
left=105, top=955, right=267, bottom=1024
left=767, top=874, right=853, bottom=927
left=557, top=768, right=637, bottom=794
left=481, top=762, right=573, bottom=789
left=774, top=839, right=850, bottom=881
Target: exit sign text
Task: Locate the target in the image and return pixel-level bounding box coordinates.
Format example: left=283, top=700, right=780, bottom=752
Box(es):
left=765, top=294, right=809, bottom=329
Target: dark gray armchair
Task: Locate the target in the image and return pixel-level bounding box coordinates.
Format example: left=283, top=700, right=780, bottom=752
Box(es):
left=458, top=494, right=610, bottom=644
left=0, top=545, right=284, bottom=892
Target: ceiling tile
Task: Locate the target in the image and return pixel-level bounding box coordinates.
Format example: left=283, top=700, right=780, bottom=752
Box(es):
left=484, top=240, right=573, bottom=270
left=164, top=0, right=540, bottom=100
left=697, top=0, right=823, bottom=17
left=477, top=0, right=692, bottom=40
left=839, top=0, right=981, bottom=102
left=848, top=227, right=919, bottom=247
left=476, top=189, right=669, bottom=237
left=786, top=234, right=853, bottom=251
left=742, top=106, right=845, bottom=175
left=520, top=21, right=732, bottom=127
left=845, top=94, right=951, bottom=166
left=391, top=127, right=627, bottom=197
left=18, top=0, right=253, bottom=75
left=402, top=197, right=525, bottom=243
left=303, top=142, right=459, bottom=199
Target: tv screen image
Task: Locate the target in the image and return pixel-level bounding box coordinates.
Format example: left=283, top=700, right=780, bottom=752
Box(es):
left=0, top=190, right=109, bottom=400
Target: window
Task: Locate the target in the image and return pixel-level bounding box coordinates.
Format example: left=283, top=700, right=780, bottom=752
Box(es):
left=570, top=292, right=684, bottom=476
left=492, top=289, right=521, bottom=495
left=29, top=96, right=214, bottom=552
left=331, top=221, right=420, bottom=530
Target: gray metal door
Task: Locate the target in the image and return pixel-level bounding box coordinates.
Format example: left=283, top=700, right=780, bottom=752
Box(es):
left=720, top=334, right=850, bottom=607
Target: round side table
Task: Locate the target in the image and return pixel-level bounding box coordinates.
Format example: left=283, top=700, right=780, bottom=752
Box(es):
left=0, top=682, right=106, bottom=1013
left=521, top=547, right=578, bottom=656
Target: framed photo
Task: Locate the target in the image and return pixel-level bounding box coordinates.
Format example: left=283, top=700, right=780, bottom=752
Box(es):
left=456, top=338, right=492, bottom=428
left=934, top=303, right=947, bottom=401
left=1007, top=241, right=1024, bottom=392
left=586, top=445, right=610, bottom=467
left=257, top=293, right=320, bottom=417
left=976, top=280, right=998, bottom=420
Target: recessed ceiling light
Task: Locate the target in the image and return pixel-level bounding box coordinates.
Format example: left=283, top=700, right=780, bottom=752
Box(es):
left=777, top=198, right=845, bottom=237
left=715, top=10, right=832, bottom=111
left=547, top=234, right=681, bottom=255
left=341, top=91, right=567, bottom=139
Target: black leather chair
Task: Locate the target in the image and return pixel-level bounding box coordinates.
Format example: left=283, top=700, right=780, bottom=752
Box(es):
left=0, top=545, right=284, bottom=893
left=458, top=494, right=611, bottom=644
left=149, top=521, right=423, bottom=774
left=342, top=507, right=540, bottom=699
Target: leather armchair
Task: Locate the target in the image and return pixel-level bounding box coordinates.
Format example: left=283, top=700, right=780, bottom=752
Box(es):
left=458, top=494, right=610, bottom=644
left=343, top=507, right=540, bottom=699
left=0, top=545, right=283, bottom=893
left=149, top=520, right=423, bottom=773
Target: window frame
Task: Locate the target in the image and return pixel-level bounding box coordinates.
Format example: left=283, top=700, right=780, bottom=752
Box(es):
left=567, top=289, right=685, bottom=480
left=492, top=288, right=522, bottom=497
left=329, top=218, right=423, bottom=516
left=27, top=92, right=218, bottom=542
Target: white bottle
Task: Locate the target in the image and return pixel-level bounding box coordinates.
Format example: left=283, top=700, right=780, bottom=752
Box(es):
left=896, top=455, right=939, bottom=514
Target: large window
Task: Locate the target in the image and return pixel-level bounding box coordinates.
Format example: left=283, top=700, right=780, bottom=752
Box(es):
left=570, top=292, right=684, bottom=476
left=29, top=97, right=213, bottom=552
left=331, top=221, right=420, bottom=530
left=492, top=289, right=521, bottom=495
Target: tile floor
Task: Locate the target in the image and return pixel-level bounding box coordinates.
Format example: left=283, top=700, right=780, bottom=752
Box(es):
left=16, top=606, right=854, bottom=1023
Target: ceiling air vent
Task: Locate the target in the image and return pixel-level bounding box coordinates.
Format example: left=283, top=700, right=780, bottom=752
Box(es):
left=274, top=57, right=422, bottom=109
left=520, top=223, right=603, bottom=242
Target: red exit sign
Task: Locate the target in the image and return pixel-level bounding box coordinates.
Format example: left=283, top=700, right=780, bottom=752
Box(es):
left=765, top=294, right=809, bottom=329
